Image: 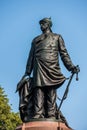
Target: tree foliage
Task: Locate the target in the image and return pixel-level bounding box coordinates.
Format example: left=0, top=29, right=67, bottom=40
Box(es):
left=0, top=86, right=22, bottom=130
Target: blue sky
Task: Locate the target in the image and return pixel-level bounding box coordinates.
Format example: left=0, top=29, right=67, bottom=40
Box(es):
left=0, top=0, right=87, bottom=129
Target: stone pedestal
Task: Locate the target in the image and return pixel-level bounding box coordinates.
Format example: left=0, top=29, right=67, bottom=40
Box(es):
left=16, top=120, right=72, bottom=130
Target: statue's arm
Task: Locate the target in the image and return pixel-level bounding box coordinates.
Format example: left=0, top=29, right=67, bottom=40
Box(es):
left=25, top=41, right=35, bottom=76
left=58, top=35, right=75, bottom=71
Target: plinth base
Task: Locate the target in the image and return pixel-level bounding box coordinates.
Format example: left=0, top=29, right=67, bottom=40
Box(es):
left=16, top=120, right=72, bottom=130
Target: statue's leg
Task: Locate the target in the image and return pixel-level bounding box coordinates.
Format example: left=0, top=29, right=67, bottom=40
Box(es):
left=45, top=87, right=56, bottom=119
left=32, top=87, right=44, bottom=119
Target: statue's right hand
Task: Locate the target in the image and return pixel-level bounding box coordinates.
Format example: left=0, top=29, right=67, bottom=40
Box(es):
left=21, top=74, right=29, bottom=80
left=16, top=74, right=29, bottom=92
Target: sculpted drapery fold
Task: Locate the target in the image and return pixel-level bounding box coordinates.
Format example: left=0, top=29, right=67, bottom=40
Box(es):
left=25, top=33, right=74, bottom=88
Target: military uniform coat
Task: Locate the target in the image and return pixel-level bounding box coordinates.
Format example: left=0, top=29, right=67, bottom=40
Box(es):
left=25, top=32, right=74, bottom=88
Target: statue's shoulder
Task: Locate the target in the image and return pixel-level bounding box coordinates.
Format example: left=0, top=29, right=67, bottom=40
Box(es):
left=52, top=33, right=60, bottom=40
left=32, top=34, right=42, bottom=43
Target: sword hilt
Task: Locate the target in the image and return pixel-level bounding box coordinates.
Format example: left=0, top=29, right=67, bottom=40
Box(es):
left=76, top=65, right=80, bottom=81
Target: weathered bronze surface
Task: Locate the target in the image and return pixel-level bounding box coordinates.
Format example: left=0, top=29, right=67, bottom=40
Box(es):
left=17, top=18, right=79, bottom=127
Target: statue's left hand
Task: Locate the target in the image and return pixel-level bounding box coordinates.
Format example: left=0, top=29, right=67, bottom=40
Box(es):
left=71, top=65, right=80, bottom=74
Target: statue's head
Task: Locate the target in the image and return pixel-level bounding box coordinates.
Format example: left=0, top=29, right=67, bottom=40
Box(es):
left=39, top=17, right=52, bottom=28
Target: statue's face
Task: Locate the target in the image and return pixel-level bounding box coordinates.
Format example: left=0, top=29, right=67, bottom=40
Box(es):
left=40, top=22, right=49, bottom=31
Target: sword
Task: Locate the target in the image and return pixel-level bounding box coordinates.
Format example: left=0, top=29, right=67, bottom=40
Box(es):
left=58, top=65, right=80, bottom=113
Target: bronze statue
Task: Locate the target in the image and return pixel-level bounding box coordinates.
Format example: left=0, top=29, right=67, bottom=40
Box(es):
left=17, top=18, right=79, bottom=126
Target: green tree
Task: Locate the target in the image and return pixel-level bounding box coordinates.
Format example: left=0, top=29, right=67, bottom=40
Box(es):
left=0, top=86, right=22, bottom=130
